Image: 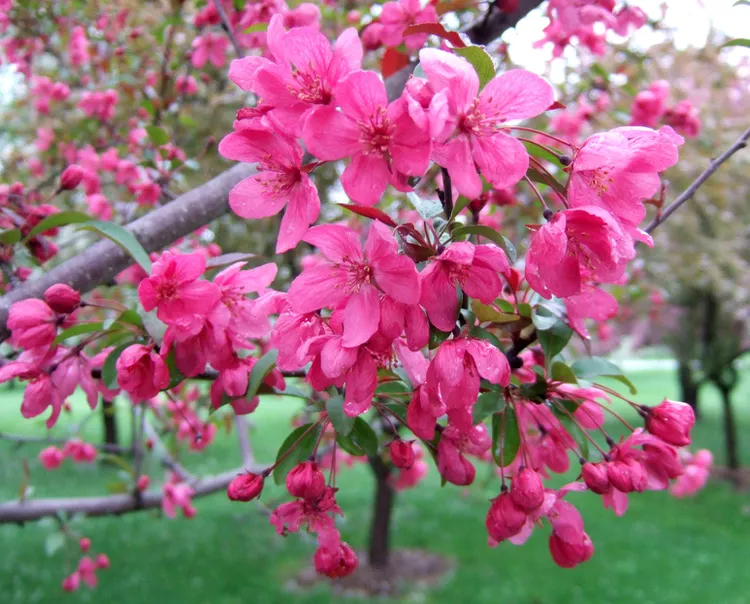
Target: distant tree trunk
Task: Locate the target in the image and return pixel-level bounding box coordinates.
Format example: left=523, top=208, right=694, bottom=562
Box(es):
left=678, top=361, right=701, bottom=419
left=718, top=384, right=740, bottom=480
left=101, top=399, right=119, bottom=449
left=367, top=456, right=395, bottom=569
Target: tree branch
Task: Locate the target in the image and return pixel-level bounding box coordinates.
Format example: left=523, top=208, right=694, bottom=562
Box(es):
left=465, top=0, right=546, bottom=45
left=212, top=0, right=244, bottom=60
left=645, top=126, right=750, bottom=234
left=0, top=465, right=265, bottom=524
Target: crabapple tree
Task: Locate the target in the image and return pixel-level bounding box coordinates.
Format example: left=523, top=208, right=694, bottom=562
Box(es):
left=0, top=0, right=744, bottom=590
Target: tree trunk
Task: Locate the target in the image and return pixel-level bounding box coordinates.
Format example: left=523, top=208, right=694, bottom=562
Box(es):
left=719, top=385, right=740, bottom=478
left=101, top=399, right=119, bottom=449
left=677, top=361, right=701, bottom=419
left=367, top=456, right=395, bottom=569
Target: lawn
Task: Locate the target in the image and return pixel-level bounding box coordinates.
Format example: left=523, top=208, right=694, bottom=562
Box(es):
left=1, top=368, right=749, bottom=604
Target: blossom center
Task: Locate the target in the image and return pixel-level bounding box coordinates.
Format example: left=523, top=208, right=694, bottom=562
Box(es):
left=358, top=106, right=394, bottom=156
left=288, top=66, right=331, bottom=105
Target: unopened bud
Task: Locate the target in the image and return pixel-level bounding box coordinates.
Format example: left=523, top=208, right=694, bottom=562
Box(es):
left=510, top=468, right=545, bottom=511
left=59, top=165, right=84, bottom=191
left=389, top=440, right=416, bottom=470
left=286, top=461, right=326, bottom=500
left=227, top=472, right=264, bottom=502
left=44, top=283, right=80, bottom=314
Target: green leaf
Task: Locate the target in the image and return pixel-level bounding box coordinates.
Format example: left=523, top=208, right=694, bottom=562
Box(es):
left=471, top=299, right=519, bottom=324
left=246, top=350, right=278, bottom=401
left=522, top=140, right=564, bottom=167
left=272, top=423, right=322, bottom=485
left=164, top=349, right=186, bottom=390
left=53, top=322, right=104, bottom=345
left=78, top=221, right=152, bottom=273
left=336, top=432, right=365, bottom=456
left=534, top=307, right=573, bottom=364
left=517, top=303, right=532, bottom=318
left=350, top=417, right=379, bottom=457
left=571, top=357, right=637, bottom=394
left=141, top=99, right=156, bottom=117
left=723, top=38, right=750, bottom=48
left=243, top=21, right=269, bottom=34
left=468, top=325, right=503, bottom=350
left=590, top=62, right=610, bottom=83
left=381, top=400, right=408, bottom=424
left=429, top=326, right=451, bottom=349
left=473, top=391, right=505, bottom=424
left=531, top=305, right=562, bottom=331
left=550, top=361, right=578, bottom=385
left=0, top=229, right=21, bottom=245
left=450, top=195, right=472, bottom=220
left=452, top=224, right=517, bottom=262
left=25, top=210, right=95, bottom=240
left=496, top=299, right=515, bottom=314
left=375, top=380, right=410, bottom=394
left=326, top=395, right=354, bottom=436
left=101, top=343, right=136, bottom=390
left=406, top=192, right=443, bottom=220
left=114, top=309, right=144, bottom=329
left=454, top=46, right=495, bottom=89
left=145, top=125, right=169, bottom=146
left=734, top=1, right=750, bottom=6
left=45, top=532, right=65, bottom=556
left=491, top=407, right=519, bottom=467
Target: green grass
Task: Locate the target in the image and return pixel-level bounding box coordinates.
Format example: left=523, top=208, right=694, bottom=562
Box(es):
left=1, top=368, right=749, bottom=604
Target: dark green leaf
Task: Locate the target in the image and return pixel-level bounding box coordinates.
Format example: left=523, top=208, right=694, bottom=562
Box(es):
left=336, top=432, right=366, bottom=456
left=25, top=210, right=94, bottom=240
left=381, top=400, right=408, bottom=424
left=140, top=99, right=156, bottom=117
left=351, top=417, right=379, bottom=457
left=550, top=361, right=578, bottom=385
left=468, top=325, right=503, bottom=350
left=101, top=342, right=137, bottom=390
left=454, top=45, right=495, bottom=89
left=429, top=326, right=451, bottom=349
left=517, top=303, right=532, bottom=318
left=0, top=229, right=21, bottom=245
left=164, top=349, right=186, bottom=390
left=723, top=38, right=750, bottom=48
left=491, top=407, right=520, bottom=467
left=496, top=299, right=515, bottom=314
left=534, top=307, right=573, bottom=364
left=272, top=423, right=321, bottom=485
left=145, top=125, right=169, bottom=146
left=450, top=195, right=472, bottom=220
left=78, top=221, right=152, bottom=273
left=471, top=299, right=519, bottom=324
left=326, top=395, right=354, bottom=436
left=571, top=357, right=637, bottom=394
left=246, top=350, right=278, bottom=400
left=52, top=322, right=104, bottom=345
left=375, top=380, right=410, bottom=394
left=114, top=309, right=144, bottom=329
left=590, top=62, right=610, bottom=83
left=473, top=391, right=505, bottom=424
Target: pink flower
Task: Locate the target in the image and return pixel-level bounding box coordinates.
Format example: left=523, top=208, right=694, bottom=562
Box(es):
left=303, top=70, right=431, bottom=206
left=163, top=479, right=196, bottom=518
left=645, top=399, right=695, bottom=446
left=191, top=32, right=229, bottom=69
left=525, top=206, right=634, bottom=299
left=486, top=492, right=527, bottom=544
left=138, top=252, right=220, bottom=323
left=59, top=165, right=84, bottom=190
left=630, top=80, right=669, bottom=128
left=664, top=100, right=701, bottom=138
left=288, top=222, right=419, bottom=347
left=39, top=446, right=64, bottom=469
left=546, top=499, right=593, bottom=568
left=420, top=242, right=508, bottom=332
left=390, top=440, right=416, bottom=469
left=380, top=0, right=438, bottom=50
left=564, top=285, right=618, bottom=338
left=227, top=472, right=265, bottom=502
left=219, top=128, right=320, bottom=253
left=44, top=284, right=80, bottom=314
left=270, top=486, right=343, bottom=537
left=175, top=75, right=198, bottom=95
left=286, top=461, right=326, bottom=500
left=7, top=298, right=57, bottom=349
left=420, top=49, right=554, bottom=198
left=314, top=541, right=359, bottom=578
left=511, top=467, right=545, bottom=512
left=115, top=345, right=170, bottom=402
left=77, top=557, right=98, bottom=588
left=63, top=439, right=98, bottom=463
left=68, top=26, right=90, bottom=67
left=671, top=449, right=712, bottom=498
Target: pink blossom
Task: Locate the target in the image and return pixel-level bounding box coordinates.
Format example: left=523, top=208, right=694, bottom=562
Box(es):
left=380, top=0, right=439, bottom=50
left=163, top=479, right=197, bottom=518
left=304, top=70, right=431, bottom=206
left=630, top=80, right=669, bottom=127
left=86, top=194, right=113, bottom=220
left=219, top=128, right=320, bottom=253
left=68, top=26, right=90, bottom=67
left=39, top=446, right=64, bottom=469
left=486, top=492, right=527, bottom=544
left=390, top=439, right=416, bottom=469
left=191, top=32, right=229, bottom=69
left=175, top=75, right=198, bottom=95
left=288, top=222, right=419, bottom=347
left=564, top=285, right=618, bottom=338
left=115, top=344, right=170, bottom=402
left=664, top=100, right=701, bottom=138
left=227, top=472, right=265, bottom=502
left=546, top=499, right=593, bottom=568
left=645, top=399, right=695, bottom=446
left=420, top=49, right=554, bottom=198
left=7, top=298, right=57, bottom=349
left=525, top=206, right=634, bottom=299
left=270, top=486, right=342, bottom=537
left=437, top=423, right=491, bottom=485
left=420, top=242, right=509, bottom=331
left=138, top=252, right=220, bottom=324
left=671, top=449, right=712, bottom=498
left=287, top=461, right=326, bottom=500
left=35, top=127, right=54, bottom=152
left=314, top=541, right=358, bottom=578
left=44, top=284, right=80, bottom=314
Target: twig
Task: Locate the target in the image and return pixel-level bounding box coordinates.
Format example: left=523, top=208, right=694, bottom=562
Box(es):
left=645, top=127, right=750, bottom=234
left=234, top=415, right=254, bottom=467
left=212, top=0, right=244, bottom=60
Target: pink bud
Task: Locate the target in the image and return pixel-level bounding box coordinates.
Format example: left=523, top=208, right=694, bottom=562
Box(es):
left=510, top=468, right=545, bottom=512
left=59, top=165, right=84, bottom=190
left=227, top=472, right=264, bottom=502
left=44, top=284, right=81, bottom=314
left=645, top=400, right=695, bottom=446
left=96, top=553, right=110, bottom=569
left=581, top=462, right=610, bottom=494
left=314, top=542, right=359, bottom=579
left=79, top=537, right=91, bottom=553
left=549, top=531, right=594, bottom=568
left=286, top=461, right=326, bottom=500
left=607, top=459, right=646, bottom=493
left=7, top=298, right=57, bottom=349
left=136, top=475, right=150, bottom=491
left=62, top=572, right=81, bottom=592
left=39, top=446, right=64, bottom=470
left=389, top=440, right=416, bottom=470
left=486, top=492, right=527, bottom=544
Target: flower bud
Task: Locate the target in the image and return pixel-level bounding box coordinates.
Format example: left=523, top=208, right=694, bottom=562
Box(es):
left=486, top=492, right=527, bottom=544
left=59, top=165, right=84, bottom=191
left=7, top=298, right=57, bottom=350
left=645, top=399, right=695, bottom=446
left=286, top=461, right=326, bottom=500
left=549, top=531, right=594, bottom=568
left=62, top=572, right=81, bottom=592
left=136, top=474, right=150, bottom=491
left=96, top=553, right=110, bottom=569
left=581, top=462, right=610, bottom=494
left=227, top=472, right=264, bottom=502
left=39, top=446, right=64, bottom=470
left=389, top=440, right=416, bottom=470
left=314, top=542, right=359, bottom=579
left=510, top=468, right=545, bottom=511
left=607, top=459, right=646, bottom=493
left=44, top=283, right=81, bottom=314
left=79, top=537, right=91, bottom=553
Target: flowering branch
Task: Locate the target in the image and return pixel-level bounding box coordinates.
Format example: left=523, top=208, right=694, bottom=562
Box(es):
left=645, top=126, right=750, bottom=233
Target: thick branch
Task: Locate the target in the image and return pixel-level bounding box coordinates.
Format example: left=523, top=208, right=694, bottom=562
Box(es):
left=0, top=164, right=255, bottom=340
left=0, top=465, right=265, bottom=524
left=466, top=0, right=546, bottom=45
left=645, top=127, right=750, bottom=234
